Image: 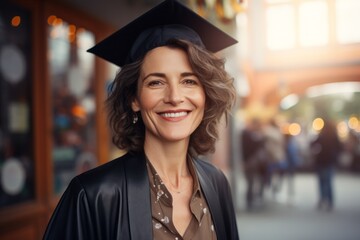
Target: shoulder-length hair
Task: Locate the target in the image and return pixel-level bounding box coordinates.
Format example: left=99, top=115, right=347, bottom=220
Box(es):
left=106, top=39, right=236, bottom=157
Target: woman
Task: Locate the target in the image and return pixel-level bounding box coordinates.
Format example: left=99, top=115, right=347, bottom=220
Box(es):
left=44, top=0, right=239, bottom=239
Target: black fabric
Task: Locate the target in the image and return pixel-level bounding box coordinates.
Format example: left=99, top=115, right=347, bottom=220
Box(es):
left=127, top=24, right=205, bottom=65
left=43, top=152, right=239, bottom=240
left=87, top=0, right=237, bottom=67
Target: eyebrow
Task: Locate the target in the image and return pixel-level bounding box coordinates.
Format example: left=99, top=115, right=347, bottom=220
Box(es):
left=142, top=72, right=197, bottom=82
left=142, top=73, right=165, bottom=82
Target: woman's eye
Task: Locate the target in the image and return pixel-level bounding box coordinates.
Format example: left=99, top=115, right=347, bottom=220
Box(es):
left=183, top=79, right=198, bottom=85
left=147, top=80, right=163, bottom=87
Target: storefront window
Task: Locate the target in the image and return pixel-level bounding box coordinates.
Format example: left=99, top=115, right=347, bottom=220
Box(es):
left=0, top=2, right=34, bottom=208
left=47, top=17, right=97, bottom=195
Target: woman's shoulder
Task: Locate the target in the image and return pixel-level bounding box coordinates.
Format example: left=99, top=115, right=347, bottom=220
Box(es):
left=193, top=157, right=227, bottom=181
left=193, top=157, right=219, bottom=171
left=193, top=157, right=233, bottom=198
left=79, top=152, right=129, bottom=175
left=71, top=152, right=142, bottom=191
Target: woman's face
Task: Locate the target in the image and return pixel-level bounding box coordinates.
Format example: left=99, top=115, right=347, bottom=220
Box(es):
left=132, top=46, right=205, bottom=144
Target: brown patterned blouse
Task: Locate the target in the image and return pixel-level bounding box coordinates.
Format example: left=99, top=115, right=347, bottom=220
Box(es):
left=146, top=158, right=217, bottom=240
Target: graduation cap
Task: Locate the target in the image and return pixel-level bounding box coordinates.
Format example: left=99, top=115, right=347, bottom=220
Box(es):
left=87, top=0, right=237, bottom=67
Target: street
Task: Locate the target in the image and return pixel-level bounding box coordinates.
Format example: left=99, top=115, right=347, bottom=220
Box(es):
left=235, top=173, right=360, bottom=240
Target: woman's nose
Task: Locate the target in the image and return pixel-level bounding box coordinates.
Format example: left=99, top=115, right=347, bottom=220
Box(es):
left=164, top=84, right=184, bottom=105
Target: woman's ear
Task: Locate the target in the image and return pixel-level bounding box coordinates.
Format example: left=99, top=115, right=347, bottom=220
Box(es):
left=131, top=98, right=140, bottom=112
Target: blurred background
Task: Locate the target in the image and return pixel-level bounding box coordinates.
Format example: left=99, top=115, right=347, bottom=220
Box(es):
left=0, top=0, right=359, bottom=239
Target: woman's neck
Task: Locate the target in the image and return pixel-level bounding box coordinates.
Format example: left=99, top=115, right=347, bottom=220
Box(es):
left=144, top=137, right=190, bottom=187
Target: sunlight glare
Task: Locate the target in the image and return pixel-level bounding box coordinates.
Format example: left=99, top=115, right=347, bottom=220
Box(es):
left=299, top=0, right=328, bottom=47
left=266, top=4, right=295, bottom=50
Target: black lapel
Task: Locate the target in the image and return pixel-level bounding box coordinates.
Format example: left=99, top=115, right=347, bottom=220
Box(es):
left=125, top=153, right=153, bottom=240
left=194, top=160, right=227, bottom=240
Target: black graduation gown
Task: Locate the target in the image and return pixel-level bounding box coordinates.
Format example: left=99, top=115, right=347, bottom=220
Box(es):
left=43, top=152, right=239, bottom=240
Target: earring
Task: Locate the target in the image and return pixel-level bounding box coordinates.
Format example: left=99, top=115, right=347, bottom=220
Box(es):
left=132, top=112, right=138, bottom=124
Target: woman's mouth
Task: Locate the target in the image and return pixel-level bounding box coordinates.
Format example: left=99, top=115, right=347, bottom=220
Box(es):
left=160, top=111, right=188, bottom=118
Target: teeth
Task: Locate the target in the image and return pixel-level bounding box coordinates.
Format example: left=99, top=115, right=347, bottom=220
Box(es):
left=161, top=111, right=187, bottom=118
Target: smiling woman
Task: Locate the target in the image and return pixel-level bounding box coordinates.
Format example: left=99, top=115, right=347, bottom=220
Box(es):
left=43, top=0, right=239, bottom=239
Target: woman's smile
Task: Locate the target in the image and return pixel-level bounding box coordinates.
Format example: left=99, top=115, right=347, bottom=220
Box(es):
left=158, top=110, right=190, bottom=121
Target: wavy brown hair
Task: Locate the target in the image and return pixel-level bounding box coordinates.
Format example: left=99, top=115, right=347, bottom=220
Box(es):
left=106, top=39, right=236, bottom=156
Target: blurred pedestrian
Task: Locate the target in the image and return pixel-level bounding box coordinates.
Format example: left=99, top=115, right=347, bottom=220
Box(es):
left=311, top=119, right=342, bottom=211
left=284, top=133, right=302, bottom=202
left=347, top=130, right=360, bottom=173
left=263, top=118, right=287, bottom=195
left=241, top=118, right=267, bottom=210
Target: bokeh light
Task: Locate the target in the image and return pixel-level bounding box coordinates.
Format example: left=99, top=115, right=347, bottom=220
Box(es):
left=288, top=122, right=301, bottom=136
left=312, top=117, right=324, bottom=131
left=11, top=16, right=21, bottom=27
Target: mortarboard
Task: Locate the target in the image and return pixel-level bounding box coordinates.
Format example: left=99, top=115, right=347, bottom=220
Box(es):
left=87, top=0, right=237, bottom=67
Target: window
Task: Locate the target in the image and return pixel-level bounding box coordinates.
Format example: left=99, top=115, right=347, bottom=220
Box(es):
left=265, top=0, right=360, bottom=50
left=0, top=2, right=34, bottom=208
left=299, top=0, right=328, bottom=47
left=266, top=4, right=296, bottom=50
left=335, top=0, right=360, bottom=44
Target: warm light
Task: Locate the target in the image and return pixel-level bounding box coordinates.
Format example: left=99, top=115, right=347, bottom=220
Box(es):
left=348, top=116, right=359, bottom=129
left=47, top=15, right=57, bottom=25
left=47, top=15, right=63, bottom=26
left=69, top=24, right=76, bottom=34
left=337, top=121, right=348, bottom=139
left=54, top=17, right=63, bottom=26
left=72, top=105, right=86, bottom=119
left=313, top=118, right=324, bottom=131
left=288, top=123, right=301, bottom=136
left=68, top=24, right=77, bottom=43
left=11, top=16, right=21, bottom=27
